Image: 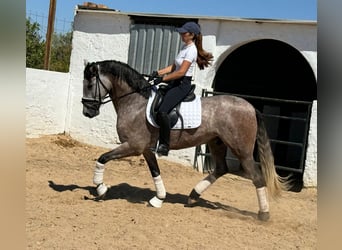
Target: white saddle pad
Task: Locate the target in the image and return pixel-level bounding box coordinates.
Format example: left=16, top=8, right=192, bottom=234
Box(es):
left=146, top=90, right=201, bottom=129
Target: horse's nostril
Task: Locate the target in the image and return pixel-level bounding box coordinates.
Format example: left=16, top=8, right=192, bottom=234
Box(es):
left=83, top=110, right=91, bottom=118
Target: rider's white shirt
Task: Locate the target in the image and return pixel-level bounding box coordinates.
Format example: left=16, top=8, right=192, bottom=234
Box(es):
left=174, top=42, right=197, bottom=77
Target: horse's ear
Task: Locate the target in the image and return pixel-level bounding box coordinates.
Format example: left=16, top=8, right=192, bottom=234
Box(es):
left=84, top=59, right=89, bottom=66
left=89, top=63, right=98, bottom=74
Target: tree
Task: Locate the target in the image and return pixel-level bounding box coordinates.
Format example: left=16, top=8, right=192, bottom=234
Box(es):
left=26, top=17, right=73, bottom=72
left=26, top=18, right=45, bottom=69
left=49, top=31, right=73, bottom=72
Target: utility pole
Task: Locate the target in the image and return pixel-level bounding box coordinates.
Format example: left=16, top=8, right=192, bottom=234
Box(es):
left=44, top=0, right=57, bottom=70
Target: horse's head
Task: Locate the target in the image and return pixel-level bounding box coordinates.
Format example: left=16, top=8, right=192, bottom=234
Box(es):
left=81, top=61, right=112, bottom=118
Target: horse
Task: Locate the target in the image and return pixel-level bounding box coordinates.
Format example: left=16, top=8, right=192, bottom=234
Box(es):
left=81, top=59, right=291, bottom=221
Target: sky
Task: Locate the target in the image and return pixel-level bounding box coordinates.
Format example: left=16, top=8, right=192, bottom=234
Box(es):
left=26, top=0, right=317, bottom=34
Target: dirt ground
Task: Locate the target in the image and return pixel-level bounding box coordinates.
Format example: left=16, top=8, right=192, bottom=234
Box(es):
left=26, top=134, right=317, bottom=249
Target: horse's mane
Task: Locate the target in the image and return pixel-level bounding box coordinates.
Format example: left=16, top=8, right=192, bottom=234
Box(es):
left=96, top=60, right=151, bottom=99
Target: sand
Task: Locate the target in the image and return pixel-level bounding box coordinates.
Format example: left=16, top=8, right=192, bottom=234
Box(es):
left=26, top=134, right=317, bottom=249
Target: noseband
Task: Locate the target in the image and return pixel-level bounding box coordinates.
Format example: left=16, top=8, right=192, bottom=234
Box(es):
left=81, top=66, right=112, bottom=110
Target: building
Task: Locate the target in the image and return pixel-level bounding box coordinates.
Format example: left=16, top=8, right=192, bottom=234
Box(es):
left=65, top=5, right=317, bottom=188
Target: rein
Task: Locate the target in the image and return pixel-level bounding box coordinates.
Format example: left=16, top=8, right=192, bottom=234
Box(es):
left=117, top=74, right=156, bottom=99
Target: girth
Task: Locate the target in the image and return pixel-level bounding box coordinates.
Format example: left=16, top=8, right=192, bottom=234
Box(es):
left=150, top=84, right=196, bottom=128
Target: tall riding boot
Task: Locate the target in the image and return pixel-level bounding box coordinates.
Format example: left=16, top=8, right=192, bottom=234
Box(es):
left=156, top=112, right=171, bottom=156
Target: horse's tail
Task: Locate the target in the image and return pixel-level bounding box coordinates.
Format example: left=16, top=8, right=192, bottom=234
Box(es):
left=255, top=109, right=292, bottom=199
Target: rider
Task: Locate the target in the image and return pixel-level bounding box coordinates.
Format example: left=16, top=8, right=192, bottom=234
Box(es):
left=151, top=21, right=213, bottom=156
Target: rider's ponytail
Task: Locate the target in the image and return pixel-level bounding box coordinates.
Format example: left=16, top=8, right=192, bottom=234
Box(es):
left=194, top=33, right=214, bottom=70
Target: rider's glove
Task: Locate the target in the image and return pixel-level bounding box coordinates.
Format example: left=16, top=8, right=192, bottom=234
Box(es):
left=153, top=76, right=163, bottom=85
left=148, top=71, right=159, bottom=81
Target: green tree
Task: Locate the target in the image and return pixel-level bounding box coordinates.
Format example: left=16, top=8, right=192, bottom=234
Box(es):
left=26, top=18, right=45, bottom=69
left=50, top=31, right=73, bottom=72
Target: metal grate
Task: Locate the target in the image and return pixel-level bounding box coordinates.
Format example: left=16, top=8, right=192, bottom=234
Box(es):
left=127, top=23, right=182, bottom=74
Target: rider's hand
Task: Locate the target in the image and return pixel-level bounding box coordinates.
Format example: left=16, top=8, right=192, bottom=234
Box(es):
left=148, top=71, right=159, bottom=81
left=153, top=76, right=163, bottom=85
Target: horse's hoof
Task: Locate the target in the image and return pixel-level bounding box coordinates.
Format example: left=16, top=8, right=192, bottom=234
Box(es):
left=148, top=196, right=164, bottom=208
left=184, top=196, right=199, bottom=207
left=96, top=183, right=108, bottom=198
left=185, top=189, right=200, bottom=207
left=258, top=211, right=270, bottom=221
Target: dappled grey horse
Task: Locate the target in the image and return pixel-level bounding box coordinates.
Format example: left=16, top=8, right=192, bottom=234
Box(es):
left=81, top=60, right=291, bottom=221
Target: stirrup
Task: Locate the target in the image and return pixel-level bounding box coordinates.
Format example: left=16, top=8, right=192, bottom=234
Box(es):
left=156, top=144, right=169, bottom=156
left=151, top=141, right=169, bottom=156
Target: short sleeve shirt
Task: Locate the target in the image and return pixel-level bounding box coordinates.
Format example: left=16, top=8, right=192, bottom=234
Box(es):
left=174, top=43, right=197, bottom=77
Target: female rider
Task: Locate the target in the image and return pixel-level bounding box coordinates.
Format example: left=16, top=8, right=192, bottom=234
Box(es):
left=152, top=21, right=213, bottom=156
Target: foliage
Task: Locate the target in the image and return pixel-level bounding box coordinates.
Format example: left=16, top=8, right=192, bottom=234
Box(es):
left=26, top=18, right=45, bottom=69
left=26, top=18, right=73, bottom=72
left=49, top=31, right=73, bottom=72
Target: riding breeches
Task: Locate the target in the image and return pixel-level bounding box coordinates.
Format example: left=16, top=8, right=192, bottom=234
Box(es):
left=157, top=76, right=192, bottom=114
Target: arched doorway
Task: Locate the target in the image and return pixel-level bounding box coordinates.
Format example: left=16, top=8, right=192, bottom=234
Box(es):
left=214, top=39, right=316, bottom=100
left=212, top=39, right=317, bottom=191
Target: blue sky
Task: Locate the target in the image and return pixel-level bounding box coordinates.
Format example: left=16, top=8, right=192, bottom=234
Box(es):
left=26, top=0, right=317, bottom=33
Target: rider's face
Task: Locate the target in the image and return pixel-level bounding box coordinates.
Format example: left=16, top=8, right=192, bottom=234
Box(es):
left=180, top=32, right=194, bottom=44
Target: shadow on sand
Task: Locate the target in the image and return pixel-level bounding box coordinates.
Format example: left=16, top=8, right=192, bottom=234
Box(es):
left=48, top=180, right=258, bottom=220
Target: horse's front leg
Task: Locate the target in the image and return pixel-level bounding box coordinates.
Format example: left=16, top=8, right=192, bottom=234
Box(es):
left=143, top=150, right=166, bottom=208
left=93, top=142, right=138, bottom=198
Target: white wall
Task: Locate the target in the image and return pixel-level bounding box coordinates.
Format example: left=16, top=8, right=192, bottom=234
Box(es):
left=197, top=19, right=317, bottom=89
left=303, top=101, right=317, bottom=186
left=65, top=12, right=131, bottom=148
left=26, top=68, right=70, bottom=137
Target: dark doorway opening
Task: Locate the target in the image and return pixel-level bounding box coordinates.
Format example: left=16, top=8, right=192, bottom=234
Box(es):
left=214, top=39, right=316, bottom=100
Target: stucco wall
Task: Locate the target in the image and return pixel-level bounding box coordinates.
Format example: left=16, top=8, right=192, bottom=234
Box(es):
left=64, top=12, right=131, bottom=148
left=303, top=101, right=317, bottom=186
left=26, top=68, right=70, bottom=137
left=197, top=19, right=317, bottom=88
left=26, top=10, right=317, bottom=186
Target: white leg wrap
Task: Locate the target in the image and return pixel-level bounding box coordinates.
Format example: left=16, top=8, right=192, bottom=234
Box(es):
left=153, top=175, right=166, bottom=199
left=93, top=161, right=105, bottom=185
left=256, top=187, right=269, bottom=212
left=194, top=175, right=217, bottom=195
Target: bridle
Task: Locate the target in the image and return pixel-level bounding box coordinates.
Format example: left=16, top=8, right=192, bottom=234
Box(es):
left=81, top=65, right=156, bottom=110
left=81, top=65, right=112, bottom=111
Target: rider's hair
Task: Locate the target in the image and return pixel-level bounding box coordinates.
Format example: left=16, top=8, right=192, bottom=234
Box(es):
left=193, top=33, right=214, bottom=70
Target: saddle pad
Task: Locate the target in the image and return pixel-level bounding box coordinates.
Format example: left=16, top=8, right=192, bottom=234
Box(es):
left=146, top=90, right=202, bottom=129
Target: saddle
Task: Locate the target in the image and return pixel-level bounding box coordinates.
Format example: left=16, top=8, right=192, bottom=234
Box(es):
left=150, top=84, right=196, bottom=128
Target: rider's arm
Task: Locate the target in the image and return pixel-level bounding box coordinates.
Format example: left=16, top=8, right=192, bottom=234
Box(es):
left=157, top=64, right=175, bottom=76
left=161, top=60, right=191, bottom=82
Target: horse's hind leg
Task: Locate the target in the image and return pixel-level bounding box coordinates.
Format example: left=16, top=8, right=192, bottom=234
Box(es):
left=239, top=156, right=270, bottom=221
left=187, top=138, right=228, bottom=206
